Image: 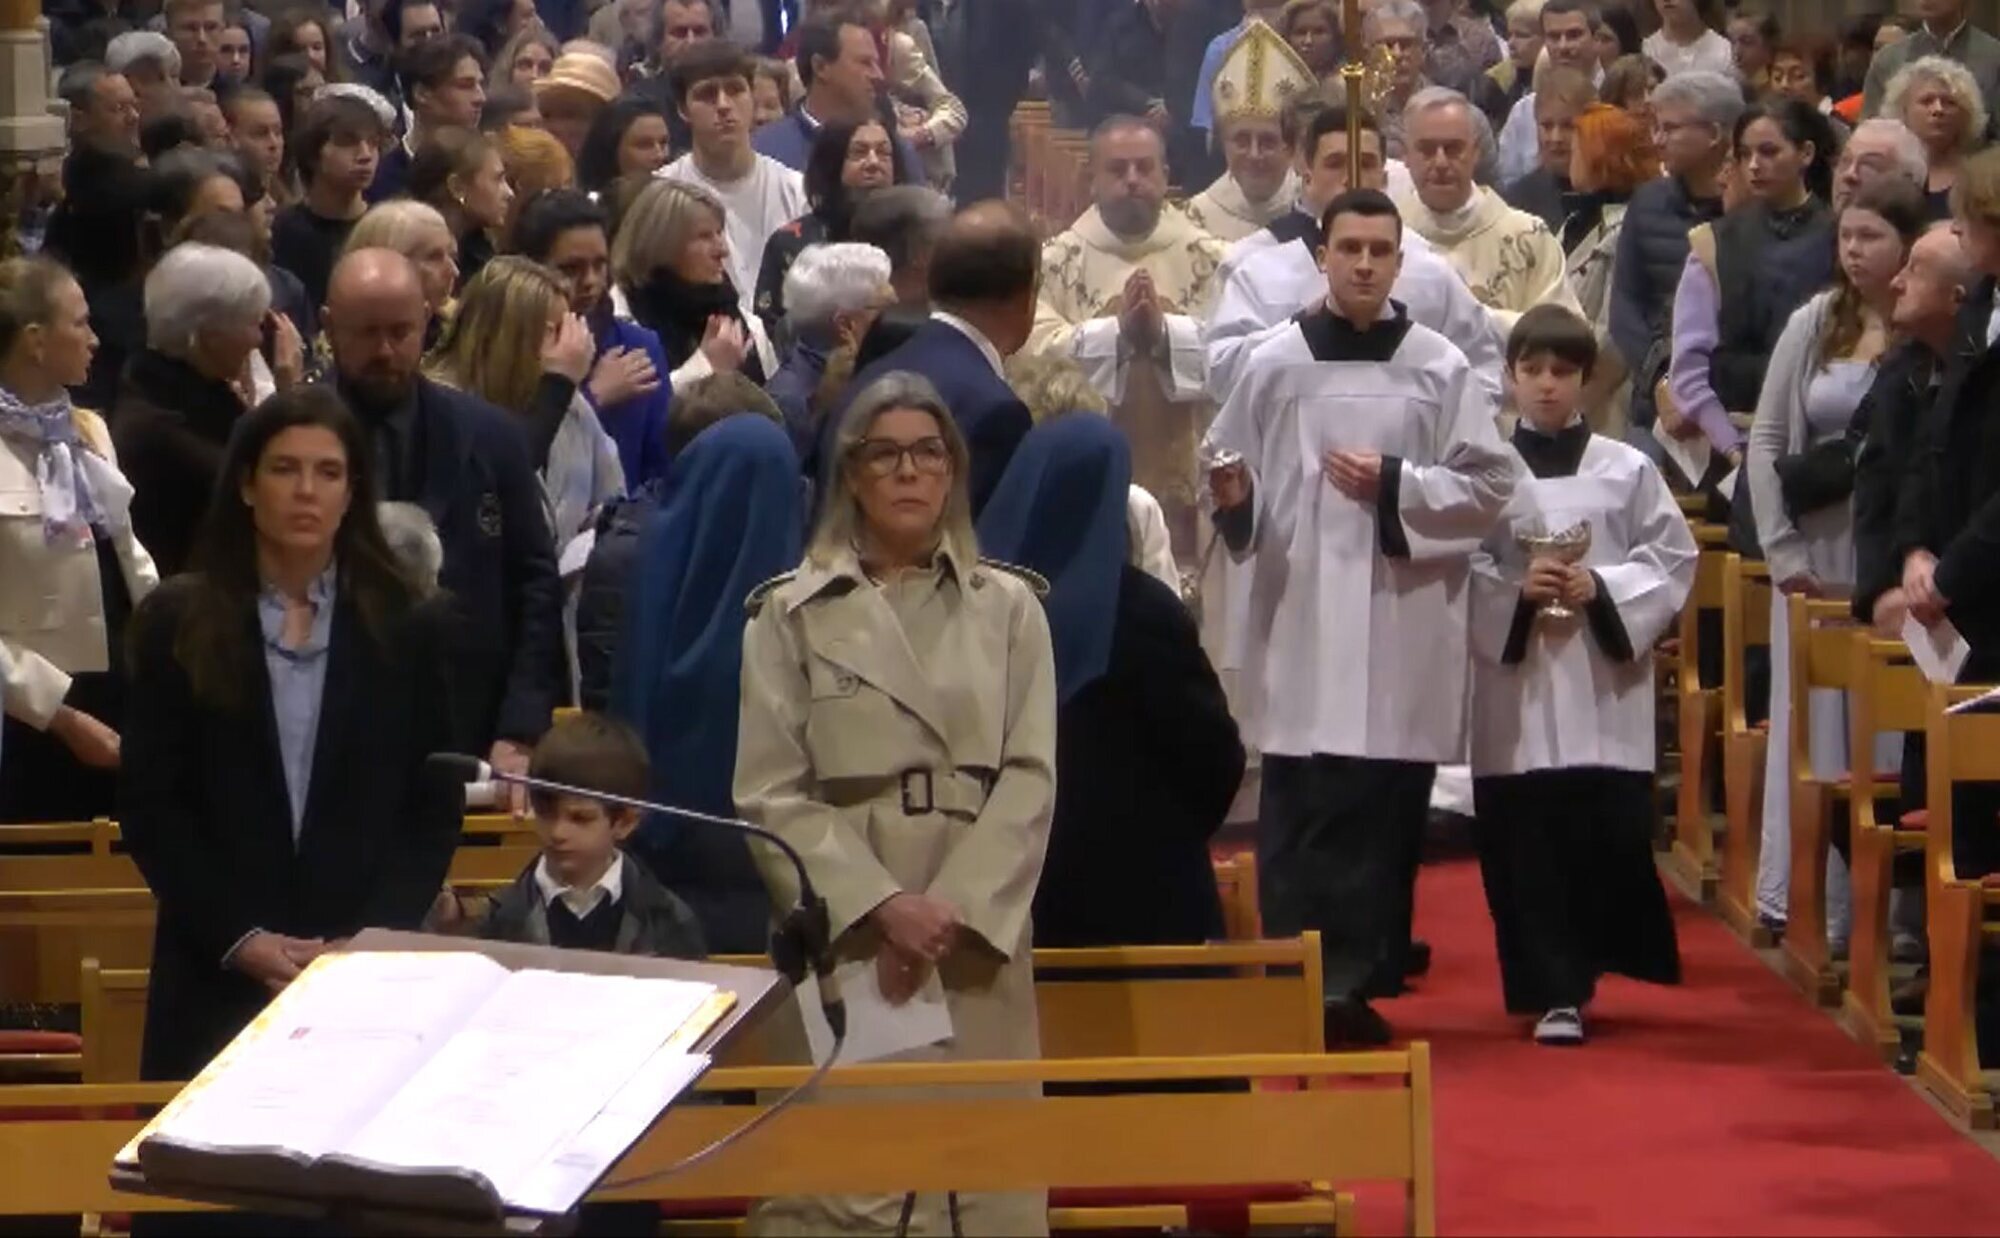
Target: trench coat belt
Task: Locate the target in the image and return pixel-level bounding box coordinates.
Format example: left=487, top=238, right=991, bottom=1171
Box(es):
left=878, top=767, right=993, bottom=816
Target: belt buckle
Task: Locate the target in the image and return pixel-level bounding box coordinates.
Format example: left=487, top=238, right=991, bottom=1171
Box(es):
left=901, top=769, right=935, bottom=815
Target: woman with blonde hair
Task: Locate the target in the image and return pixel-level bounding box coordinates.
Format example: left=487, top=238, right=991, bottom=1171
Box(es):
left=1884, top=55, right=1990, bottom=220
left=736, top=369, right=1055, bottom=1235
left=490, top=23, right=558, bottom=87
left=612, top=178, right=775, bottom=391
left=427, top=255, right=621, bottom=699
left=343, top=200, right=461, bottom=333
left=0, top=255, right=158, bottom=821
left=1566, top=102, right=1659, bottom=433
left=408, top=126, right=513, bottom=287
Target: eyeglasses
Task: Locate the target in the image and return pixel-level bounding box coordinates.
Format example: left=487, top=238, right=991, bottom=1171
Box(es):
left=852, top=436, right=951, bottom=478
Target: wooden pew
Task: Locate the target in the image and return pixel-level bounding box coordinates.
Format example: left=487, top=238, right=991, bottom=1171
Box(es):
left=1842, top=636, right=1927, bottom=1062
left=1213, top=851, right=1260, bottom=941
left=0, top=1050, right=1435, bottom=1234
left=1670, top=541, right=1732, bottom=899
left=1917, top=684, right=2000, bottom=1129
left=76, top=936, right=1343, bottom=1231
left=1780, top=595, right=1866, bottom=1005
left=1717, top=558, right=1773, bottom=942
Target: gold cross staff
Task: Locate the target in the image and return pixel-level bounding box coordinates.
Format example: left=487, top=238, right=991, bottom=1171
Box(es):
left=1341, top=0, right=1365, bottom=187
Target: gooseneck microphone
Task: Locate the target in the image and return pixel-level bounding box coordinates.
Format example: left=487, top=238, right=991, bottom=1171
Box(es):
left=426, top=752, right=844, bottom=1041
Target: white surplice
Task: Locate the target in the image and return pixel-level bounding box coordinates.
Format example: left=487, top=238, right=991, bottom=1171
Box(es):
left=1203, top=306, right=1517, bottom=762
left=1202, top=211, right=1506, bottom=406
left=1468, top=433, right=1697, bottom=777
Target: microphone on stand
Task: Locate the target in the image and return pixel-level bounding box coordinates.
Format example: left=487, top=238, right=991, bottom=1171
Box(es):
left=427, top=752, right=845, bottom=1041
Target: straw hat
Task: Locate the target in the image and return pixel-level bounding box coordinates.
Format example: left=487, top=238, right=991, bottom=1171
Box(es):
left=533, top=52, right=622, bottom=107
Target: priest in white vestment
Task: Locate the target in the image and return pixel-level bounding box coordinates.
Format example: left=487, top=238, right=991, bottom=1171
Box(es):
left=1394, top=86, right=1581, bottom=336
left=1184, top=20, right=1313, bottom=244
left=1205, top=187, right=1517, bottom=1046
left=1030, top=116, right=1227, bottom=561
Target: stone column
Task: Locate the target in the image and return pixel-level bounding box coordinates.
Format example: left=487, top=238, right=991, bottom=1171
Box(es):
left=0, top=0, right=65, bottom=257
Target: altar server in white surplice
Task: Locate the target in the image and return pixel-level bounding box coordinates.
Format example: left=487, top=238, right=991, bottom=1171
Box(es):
left=1468, top=305, right=1692, bottom=1049
left=1205, top=187, right=1517, bottom=1048
left=1204, top=99, right=1504, bottom=410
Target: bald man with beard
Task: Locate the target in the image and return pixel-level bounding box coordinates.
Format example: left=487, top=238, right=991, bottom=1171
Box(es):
left=322, top=248, right=563, bottom=786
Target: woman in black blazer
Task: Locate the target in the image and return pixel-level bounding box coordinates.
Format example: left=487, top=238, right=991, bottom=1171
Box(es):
left=978, top=413, right=1246, bottom=946
left=120, top=387, right=462, bottom=1081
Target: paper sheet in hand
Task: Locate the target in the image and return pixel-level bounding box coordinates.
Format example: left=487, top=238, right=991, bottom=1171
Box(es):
left=1650, top=418, right=1713, bottom=491
left=1904, top=613, right=1971, bottom=685
left=797, top=959, right=952, bottom=1064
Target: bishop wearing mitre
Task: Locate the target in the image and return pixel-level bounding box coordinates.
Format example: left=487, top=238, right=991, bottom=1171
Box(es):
left=1183, top=20, right=1313, bottom=244
left=1028, top=115, right=1227, bottom=561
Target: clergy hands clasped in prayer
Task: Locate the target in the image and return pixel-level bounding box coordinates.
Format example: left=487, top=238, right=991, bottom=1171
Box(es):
left=1120, top=270, right=1163, bottom=349
left=1522, top=558, right=1597, bottom=608
left=1322, top=449, right=1384, bottom=502
left=872, top=891, right=963, bottom=1005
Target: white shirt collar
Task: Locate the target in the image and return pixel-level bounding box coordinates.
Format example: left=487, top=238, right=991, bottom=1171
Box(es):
left=533, top=851, right=624, bottom=919
left=931, top=310, right=1005, bottom=378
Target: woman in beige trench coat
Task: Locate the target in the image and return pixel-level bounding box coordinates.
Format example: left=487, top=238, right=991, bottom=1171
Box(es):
left=734, top=369, right=1058, bottom=1237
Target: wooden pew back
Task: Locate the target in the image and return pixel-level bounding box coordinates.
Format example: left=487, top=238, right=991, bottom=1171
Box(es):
left=0, top=1051, right=1437, bottom=1234
left=1918, top=684, right=2000, bottom=1127
left=1723, top=557, right=1772, bottom=733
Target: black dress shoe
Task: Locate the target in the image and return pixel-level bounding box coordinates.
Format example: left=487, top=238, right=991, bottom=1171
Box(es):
left=1324, top=998, right=1394, bottom=1048
left=1405, top=940, right=1432, bottom=978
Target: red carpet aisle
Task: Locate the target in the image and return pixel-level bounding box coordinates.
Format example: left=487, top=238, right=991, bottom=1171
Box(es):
left=1361, top=859, right=2000, bottom=1235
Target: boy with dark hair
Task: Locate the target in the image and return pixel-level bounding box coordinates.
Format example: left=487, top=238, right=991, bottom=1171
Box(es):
left=1466, top=303, right=1694, bottom=1046
left=658, top=36, right=806, bottom=298
left=477, top=711, right=708, bottom=958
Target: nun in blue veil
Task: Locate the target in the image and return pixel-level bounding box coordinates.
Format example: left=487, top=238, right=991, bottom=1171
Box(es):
left=611, top=415, right=805, bottom=955
left=978, top=414, right=1245, bottom=947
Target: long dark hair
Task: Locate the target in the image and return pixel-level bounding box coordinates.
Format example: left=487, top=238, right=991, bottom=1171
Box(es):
left=803, top=118, right=905, bottom=239
left=171, top=386, right=419, bottom=708
left=577, top=96, right=670, bottom=195
left=1733, top=98, right=1837, bottom=204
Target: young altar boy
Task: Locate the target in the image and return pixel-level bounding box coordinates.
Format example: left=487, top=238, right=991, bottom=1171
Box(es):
left=1469, top=305, right=1697, bottom=1046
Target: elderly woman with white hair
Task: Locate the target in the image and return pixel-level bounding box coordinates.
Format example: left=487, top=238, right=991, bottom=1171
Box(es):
left=767, top=241, right=893, bottom=460
left=1883, top=55, right=1991, bottom=220
left=111, top=242, right=271, bottom=575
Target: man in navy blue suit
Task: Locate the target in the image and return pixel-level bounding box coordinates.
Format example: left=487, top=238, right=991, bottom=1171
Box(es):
left=829, top=201, right=1040, bottom=514
left=322, top=248, right=563, bottom=790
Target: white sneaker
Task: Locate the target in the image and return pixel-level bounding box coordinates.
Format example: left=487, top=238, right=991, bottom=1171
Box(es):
left=1534, top=1007, right=1586, bottom=1046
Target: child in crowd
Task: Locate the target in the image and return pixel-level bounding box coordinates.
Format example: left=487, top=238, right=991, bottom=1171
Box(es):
left=1468, top=305, right=1697, bottom=1046
left=476, top=711, right=708, bottom=959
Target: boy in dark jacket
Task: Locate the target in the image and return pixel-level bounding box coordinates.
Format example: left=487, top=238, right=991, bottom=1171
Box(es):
left=479, top=712, right=707, bottom=960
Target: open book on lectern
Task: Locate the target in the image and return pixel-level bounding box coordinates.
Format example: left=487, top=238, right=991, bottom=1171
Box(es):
left=114, top=950, right=736, bottom=1220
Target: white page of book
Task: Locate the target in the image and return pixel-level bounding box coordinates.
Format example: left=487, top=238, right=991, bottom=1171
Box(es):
left=330, top=970, right=718, bottom=1209
left=146, top=951, right=511, bottom=1162
left=504, top=1047, right=711, bottom=1216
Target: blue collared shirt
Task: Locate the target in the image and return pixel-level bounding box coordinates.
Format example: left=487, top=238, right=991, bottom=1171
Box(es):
left=258, top=564, right=337, bottom=842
